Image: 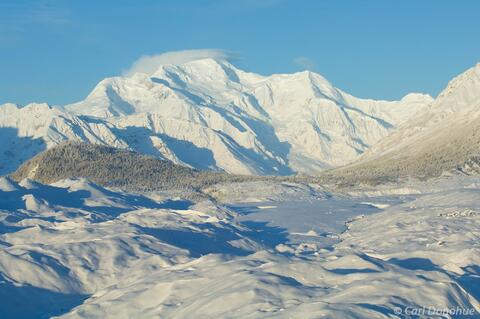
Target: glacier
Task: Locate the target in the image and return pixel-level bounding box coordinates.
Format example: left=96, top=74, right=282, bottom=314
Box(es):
left=1, top=176, right=479, bottom=318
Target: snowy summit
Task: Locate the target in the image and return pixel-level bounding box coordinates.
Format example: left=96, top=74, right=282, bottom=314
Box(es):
left=0, top=58, right=433, bottom=176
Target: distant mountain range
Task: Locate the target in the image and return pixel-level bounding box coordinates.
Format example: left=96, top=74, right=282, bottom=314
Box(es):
left=0, top=58, right=433, bottom=176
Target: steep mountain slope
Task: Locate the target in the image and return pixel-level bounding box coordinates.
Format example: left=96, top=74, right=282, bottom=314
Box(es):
left=325, top=63, right=480, bottom=184
left=1, top=59, right=432, bottom=175
left=0, top=103, right=128, bottom=175
left=66, top=59, right=432, bottom=174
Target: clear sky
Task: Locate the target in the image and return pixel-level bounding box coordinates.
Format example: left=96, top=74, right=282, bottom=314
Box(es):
left=1, top=0, right=479, bottom=106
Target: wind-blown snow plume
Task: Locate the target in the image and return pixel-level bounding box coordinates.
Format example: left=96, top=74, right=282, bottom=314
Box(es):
left=123, top=49, right=236, bottom=76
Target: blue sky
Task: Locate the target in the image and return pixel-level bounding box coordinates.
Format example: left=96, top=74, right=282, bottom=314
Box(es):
left=1, top=0, right=479, bottom=105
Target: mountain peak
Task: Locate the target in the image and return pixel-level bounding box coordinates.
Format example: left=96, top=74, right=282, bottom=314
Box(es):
left=440, top=63, right=480, bottom=93
left=183, top=57, right=232, bottom=67
left=152, top=57, right=242, bottom=82
left=23, top=103, right=54, bottom=112
left=0, top=102, right=19, bottom=109
left=331, top=61, right=480, bottom=184
left=400, top=92, right=433, bottom=103
left=0, top=102, right=55, bottom=115
left=9, top=59, right=436, bottom=176
left=433, top=62, right=480, bottom=112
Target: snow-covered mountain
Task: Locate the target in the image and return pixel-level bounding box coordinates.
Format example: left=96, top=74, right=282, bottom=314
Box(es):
left=328, top=63, right=480, bottom=183
left=1, top=58, right=432, bottom=175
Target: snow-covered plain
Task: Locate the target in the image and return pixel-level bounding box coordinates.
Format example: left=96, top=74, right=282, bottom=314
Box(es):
left=1, top=176, right=479, bottom=318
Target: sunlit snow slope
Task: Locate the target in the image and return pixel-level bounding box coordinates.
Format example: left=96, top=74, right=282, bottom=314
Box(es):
left=328, top=63, right=480, bottom=183
left=0, top=58, right=432, bottom=175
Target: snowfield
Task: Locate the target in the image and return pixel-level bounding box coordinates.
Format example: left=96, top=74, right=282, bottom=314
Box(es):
left=1, top=176, right=479, bottom=318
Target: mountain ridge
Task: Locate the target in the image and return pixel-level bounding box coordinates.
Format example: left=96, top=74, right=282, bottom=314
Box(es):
left=322, top=62, right=480, bottom=184
left=1, top=58, right=434, bottom=175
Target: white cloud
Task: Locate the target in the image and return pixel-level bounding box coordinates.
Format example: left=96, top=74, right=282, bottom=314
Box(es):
left=293, top=56, right=316, bottom=71
left=123, top=49, right=235, bottom=76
